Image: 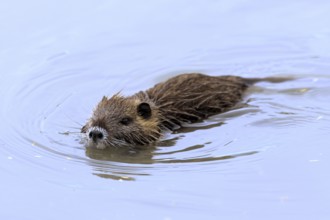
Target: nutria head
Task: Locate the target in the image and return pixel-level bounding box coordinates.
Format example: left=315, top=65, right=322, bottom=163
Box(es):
left=81, top=94, right=161, bottom=149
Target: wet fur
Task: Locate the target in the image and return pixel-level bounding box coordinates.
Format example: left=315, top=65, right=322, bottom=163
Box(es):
left=142, top=73, right=248, bottom=130
left=82, top=73, right=289, bottom=149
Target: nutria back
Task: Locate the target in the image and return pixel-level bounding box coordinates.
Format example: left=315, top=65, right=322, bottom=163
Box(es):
left=82, top=73, right=291, bottom=149
left=140, top=73, right=248, bottom=130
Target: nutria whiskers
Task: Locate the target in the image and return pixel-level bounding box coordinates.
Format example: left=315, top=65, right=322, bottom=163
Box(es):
left=82, top=73, right=290, bottom=149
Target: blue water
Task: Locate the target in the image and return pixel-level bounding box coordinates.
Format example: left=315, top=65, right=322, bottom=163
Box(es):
left=1, top=1, right=330, bottom=219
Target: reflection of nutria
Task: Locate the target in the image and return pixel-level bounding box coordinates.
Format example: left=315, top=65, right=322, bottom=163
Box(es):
left=82, top=73, right=290, bottom=149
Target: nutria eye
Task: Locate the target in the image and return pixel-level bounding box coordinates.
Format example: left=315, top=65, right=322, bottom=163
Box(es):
left=119, top=117, right=132, bottom=125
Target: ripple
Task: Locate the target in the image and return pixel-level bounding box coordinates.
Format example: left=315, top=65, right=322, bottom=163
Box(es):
left=0, top=62, right=224, bottom=181
left=2, top=45, right=330, bottom=181
left=1, top=63, right=265, bottom=181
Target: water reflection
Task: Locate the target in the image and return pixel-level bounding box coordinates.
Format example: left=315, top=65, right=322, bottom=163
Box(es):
left=85, top=145, right=156, bottom=164
left=85, top=141, right=259, bottom=181
left=85, top=146, right=154, bottom=180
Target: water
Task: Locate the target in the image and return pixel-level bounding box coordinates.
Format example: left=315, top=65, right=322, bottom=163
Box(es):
left=1, top=1, right=330, bottom=219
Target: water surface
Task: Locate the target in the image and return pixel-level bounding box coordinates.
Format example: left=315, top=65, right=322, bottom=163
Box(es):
left=1, top=1, right=330, bottom=219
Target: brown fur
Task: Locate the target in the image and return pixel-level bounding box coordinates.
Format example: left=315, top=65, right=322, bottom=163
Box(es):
left=142, top=73, right=248, bottom=130
left=82, top=73, right=289, bottom=149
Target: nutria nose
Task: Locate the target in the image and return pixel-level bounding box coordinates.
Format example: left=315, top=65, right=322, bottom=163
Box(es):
left=89, top=130, right=104, bottom=142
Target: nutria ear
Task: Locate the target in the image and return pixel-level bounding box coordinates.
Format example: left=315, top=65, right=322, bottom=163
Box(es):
left=137, top=102, right=152, bottom=119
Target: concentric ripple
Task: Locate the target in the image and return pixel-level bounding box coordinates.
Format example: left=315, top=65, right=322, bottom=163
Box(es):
left=1, top=47, right=330, bottom=181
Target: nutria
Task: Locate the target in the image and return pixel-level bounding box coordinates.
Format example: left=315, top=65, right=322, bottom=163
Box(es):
left=82, top=73, right=289, bottom=149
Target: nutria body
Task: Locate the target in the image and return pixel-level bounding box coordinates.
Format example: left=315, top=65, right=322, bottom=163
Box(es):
left=82, top=73, right=288, bottom=149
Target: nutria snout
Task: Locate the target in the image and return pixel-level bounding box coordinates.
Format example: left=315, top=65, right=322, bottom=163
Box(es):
left=82, top=73, right=290, bottom=149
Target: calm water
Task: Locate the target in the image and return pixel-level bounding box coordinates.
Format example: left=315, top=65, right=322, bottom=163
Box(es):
left=1, top=1, right=330, bottom=219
